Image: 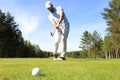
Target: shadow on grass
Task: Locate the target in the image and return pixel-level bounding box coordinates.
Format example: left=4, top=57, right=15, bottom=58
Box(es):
left=39, top=73, right=46, bottom=77
left=32, top=73, right=46, bottom=77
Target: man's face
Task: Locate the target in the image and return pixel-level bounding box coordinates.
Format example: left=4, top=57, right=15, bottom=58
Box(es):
left=47, top=5, right=54, bottom=13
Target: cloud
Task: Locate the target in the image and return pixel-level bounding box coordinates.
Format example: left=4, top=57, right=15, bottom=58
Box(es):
left=15, top=14, right=39, bottom=38
left=0, top=0, right=40, bottom=39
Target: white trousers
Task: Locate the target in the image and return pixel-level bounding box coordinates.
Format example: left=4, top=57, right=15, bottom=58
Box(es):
left=53, top=24, right=69, bottom=57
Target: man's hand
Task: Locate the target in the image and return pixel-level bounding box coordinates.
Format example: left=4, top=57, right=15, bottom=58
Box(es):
left=50, top=19, right=60, bottom=29
left=55, top=23, right=59, bottom=29
left=56, top=26, right=59, bottom=29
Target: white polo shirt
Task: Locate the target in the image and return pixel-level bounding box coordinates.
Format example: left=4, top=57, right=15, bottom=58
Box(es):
left=48, top=6, right=69, bottom=26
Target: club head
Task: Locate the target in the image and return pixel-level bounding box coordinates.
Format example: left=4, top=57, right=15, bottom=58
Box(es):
left=50, top=32, right=53, bottom=37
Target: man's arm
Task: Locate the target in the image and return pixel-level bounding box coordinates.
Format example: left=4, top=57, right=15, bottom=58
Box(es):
left=50, top=10, right=64, bottom=29
left=57, top=12, right=64, bottom=26
left=50, top=19, right=59, bottom=29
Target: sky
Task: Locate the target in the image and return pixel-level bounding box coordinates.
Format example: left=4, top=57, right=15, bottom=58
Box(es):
left=0, top=0, right=110, bottom=52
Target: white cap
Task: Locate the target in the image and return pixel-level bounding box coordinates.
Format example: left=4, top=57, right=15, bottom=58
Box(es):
left=45, top=1, right=52, bottom=8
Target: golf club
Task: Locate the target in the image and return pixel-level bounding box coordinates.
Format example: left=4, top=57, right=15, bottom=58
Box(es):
left=50, top=30, right=55, bottom=37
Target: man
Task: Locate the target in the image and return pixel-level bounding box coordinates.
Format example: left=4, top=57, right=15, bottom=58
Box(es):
left=45, top=1, right=70, bottom=60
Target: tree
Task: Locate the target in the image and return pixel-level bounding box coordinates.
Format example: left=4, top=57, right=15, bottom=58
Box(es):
left=23, top=40, right=36, bottom=57
left=0, top=9, right=24, bottom=57
left=80, top=31, right=103, bottom=58
left=80, top=31, right=92, bottom=58
left=102, top=0, right=120, bottom=58
left=0, top=9, right=52, bottom=58
left=102, top=34, right=113, bottom=59
left=91, top=31, right=103, bottom=58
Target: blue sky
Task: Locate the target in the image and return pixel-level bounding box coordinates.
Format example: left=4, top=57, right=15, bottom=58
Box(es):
left=0, top=0, right=110, bottom=52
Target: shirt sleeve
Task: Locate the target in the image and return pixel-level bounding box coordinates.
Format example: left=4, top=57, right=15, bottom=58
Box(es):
left=48, top=14, right=53, bottom=22
left=57, top=6, right=64, bottom=14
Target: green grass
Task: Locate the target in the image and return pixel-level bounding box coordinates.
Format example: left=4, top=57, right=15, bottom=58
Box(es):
left=0, top=58, right=120, bottom=80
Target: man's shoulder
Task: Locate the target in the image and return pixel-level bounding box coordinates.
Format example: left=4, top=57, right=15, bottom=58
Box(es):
left=56, top=6, right=62, bottom=10
left=56, top=6, right=63, bottom=13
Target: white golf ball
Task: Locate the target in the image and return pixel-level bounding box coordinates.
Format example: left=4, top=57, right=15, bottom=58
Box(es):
left=32, top=68, right=40, bottom=76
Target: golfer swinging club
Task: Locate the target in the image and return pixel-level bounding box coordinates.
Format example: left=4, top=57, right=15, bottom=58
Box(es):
left=45, top=1, right=70, bottom=60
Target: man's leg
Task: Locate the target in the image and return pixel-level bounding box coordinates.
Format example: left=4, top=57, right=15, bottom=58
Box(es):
left=53, top=28, right=62, bottom=59
left=60, top=38, right=67, bottom=58
left=60, top=24, right=70, bottom=59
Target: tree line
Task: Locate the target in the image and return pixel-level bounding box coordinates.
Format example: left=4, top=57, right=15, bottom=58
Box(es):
left=102, top=0, right=120, bottom=58
left=0, top=10, right=52, bottom=58
left=0, top=0, right=120, bottom=58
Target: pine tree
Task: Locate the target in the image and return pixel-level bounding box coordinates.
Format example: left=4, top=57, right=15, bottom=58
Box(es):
left=91, top=31, right=103, bottom=58
left=102, top=34, right=113, bottom=59
left=80, top=31, right=103, bottom=58
left=0, top=9, right=24, bottom=57
left=80, top=31, right=92, bottom=58
left=102, top=0, right=120, bottom=58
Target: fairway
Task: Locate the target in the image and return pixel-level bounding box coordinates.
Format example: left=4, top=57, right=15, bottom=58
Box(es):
left=0, top=58, right=120, bottom=80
